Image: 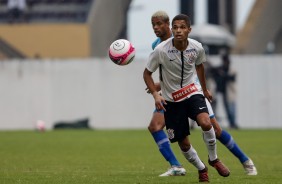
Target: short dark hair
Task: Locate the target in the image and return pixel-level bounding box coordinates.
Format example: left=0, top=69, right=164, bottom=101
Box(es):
left=172, top=14, right=191, bottom=27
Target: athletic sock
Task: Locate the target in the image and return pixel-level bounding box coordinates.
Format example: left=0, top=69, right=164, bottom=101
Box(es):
left=182, top=145, right=205, bottom=170
left=152, top=130, right=181, bottom=166
left=218, top=130, right=249, bottom=163
left=203, top=126, right=217, bottom=161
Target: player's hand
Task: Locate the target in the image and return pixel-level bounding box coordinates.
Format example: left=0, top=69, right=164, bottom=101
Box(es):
left=152, top=92, right=166, bottom=111
left=203, top=89, right=213, bottom=103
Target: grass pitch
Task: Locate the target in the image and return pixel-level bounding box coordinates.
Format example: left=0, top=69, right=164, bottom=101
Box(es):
left=0, top=129, right=281, bottom=184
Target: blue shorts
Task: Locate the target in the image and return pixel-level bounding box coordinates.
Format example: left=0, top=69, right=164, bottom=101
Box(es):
left=153, top=108, right=165, bottom=114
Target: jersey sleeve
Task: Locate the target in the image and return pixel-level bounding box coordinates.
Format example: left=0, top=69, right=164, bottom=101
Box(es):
left=146, top=48, right=160, bottom=73
left=152, top=38, right=161, bottom=50
left=195, top=44, right=206, bottom=65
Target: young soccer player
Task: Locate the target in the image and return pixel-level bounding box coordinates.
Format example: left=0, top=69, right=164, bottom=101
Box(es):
left=148, top=10, right=186, bottom=177
left=147, top=11, right=257, bottom=177
left=144, top=14, right=232, bottom=182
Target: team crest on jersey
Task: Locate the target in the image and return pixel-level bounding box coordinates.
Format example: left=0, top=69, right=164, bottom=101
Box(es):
left=167, top=129, right=175, bottom=139
left=185, top=49, right=197, bottom=64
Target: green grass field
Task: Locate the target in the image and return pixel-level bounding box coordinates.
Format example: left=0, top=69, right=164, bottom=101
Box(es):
left=0, top=129, right=281, bottom=184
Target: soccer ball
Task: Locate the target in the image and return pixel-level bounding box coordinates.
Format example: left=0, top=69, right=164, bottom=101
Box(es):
left=108, top=39, right=135, bottom=66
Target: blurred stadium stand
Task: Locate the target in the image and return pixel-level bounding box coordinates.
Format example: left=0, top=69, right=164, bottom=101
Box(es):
left=0, top=0, right=280, bottom=59
left=0, top=0, right=132, bottom=59
left=0, top=0, right=92, bottom=23
left=88, top=0, right=131, bottom=57
left=233, top=0, right=282, bottom=54
left=0, top=37, right=26, bottom=58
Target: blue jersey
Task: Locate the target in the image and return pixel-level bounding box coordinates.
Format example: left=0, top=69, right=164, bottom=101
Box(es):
left=152, top=38, right=162, bottom=50
left=152, top=34, right=174, bottom=50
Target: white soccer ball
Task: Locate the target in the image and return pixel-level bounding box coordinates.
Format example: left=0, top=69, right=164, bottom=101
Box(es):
left=108, top=39, right=135, bottom=66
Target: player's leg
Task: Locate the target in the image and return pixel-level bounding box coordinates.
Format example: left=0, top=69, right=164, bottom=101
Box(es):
left=164, top=101, right=208, bottom=182
left=211, top=117, right=257, bottom=175
left=191, top=95, right=230, bottom=177
left=179, top=137, right=209, bottom=182
left=205, top=99, right=257, bottom=175
left=213, top=118, right=257, bottom=175
left=148, top=110, right=185, bottom=176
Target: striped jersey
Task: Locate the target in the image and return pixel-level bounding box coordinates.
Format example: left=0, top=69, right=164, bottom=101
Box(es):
left=146, top=37, right=206, bottom=102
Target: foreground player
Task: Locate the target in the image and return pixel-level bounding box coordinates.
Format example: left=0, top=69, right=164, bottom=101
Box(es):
left=148, top=11, right=257, bottom=176
left=144, top=14, right=231, bottom=182
left=148, top=11, right=186, bottom=177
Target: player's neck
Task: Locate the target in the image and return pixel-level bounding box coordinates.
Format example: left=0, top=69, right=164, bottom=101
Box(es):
left=173, top=39, right=188, bottom=51
left=161, top=30, right=172, bottom=42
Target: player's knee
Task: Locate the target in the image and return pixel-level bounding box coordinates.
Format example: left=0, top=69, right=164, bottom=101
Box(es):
left=198, top=117, right=212, bottom=131
left=147, top=125, right=156, bottom=133
left=148, top=121, right=163, bottom=133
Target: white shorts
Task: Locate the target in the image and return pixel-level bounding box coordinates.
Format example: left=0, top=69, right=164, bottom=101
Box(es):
left=205, top=98, right=215, bottom=118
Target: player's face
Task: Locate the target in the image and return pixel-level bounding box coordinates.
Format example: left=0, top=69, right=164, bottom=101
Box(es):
left=171, top=20, right=191, bottom=41
left=151, top=17, right=169, bottom=38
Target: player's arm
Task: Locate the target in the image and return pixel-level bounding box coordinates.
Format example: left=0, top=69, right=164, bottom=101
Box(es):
left=143, top=69, right=166, bottom=111
left=196, top=63, right=213, bottom=102
left=145, top=82, right=161, bottom=94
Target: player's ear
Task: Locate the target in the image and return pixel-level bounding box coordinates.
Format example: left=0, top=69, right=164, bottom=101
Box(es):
left=188, top=27, right=192, bottom=34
